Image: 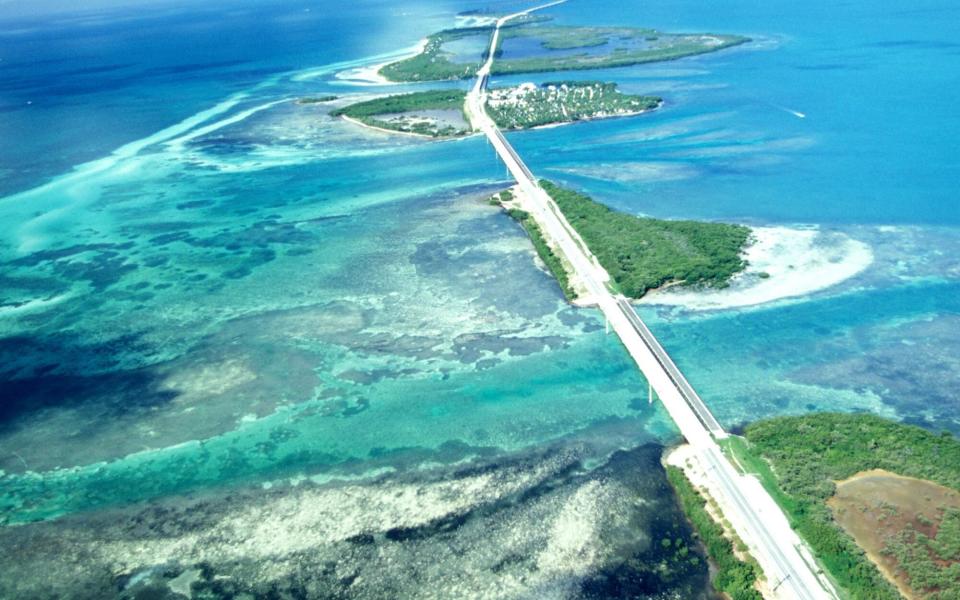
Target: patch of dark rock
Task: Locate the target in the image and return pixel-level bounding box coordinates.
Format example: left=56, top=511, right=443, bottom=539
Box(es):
left=11, top=242, right=127, bottom=267
left=175, top=199, right=214, bottom=210
left=474, top=357, right=501, bottom=370
left=286, top=246, right=314, bottom=256
left=149, top=232, right=192, bottom=246
left=345, top=533, right=375, bottom=546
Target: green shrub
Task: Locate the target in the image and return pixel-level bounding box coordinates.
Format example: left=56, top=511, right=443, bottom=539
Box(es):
left=667, top=467, right=763, bottom=599
left=501, top=208, right=575, bottom=299
left=744, top=413, right=960, bottom=599
left=539, top=181, right=750, bottom=297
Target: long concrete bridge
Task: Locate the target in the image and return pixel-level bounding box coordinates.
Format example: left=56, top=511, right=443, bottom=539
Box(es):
left=465, top=5, right=837, bottom=599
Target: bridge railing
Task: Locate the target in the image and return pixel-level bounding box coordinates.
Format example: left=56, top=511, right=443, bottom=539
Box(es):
left=616, top=298, right=724, bottom=435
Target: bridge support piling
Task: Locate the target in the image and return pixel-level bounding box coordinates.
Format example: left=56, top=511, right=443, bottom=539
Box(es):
left=463, top=5, right=835, bottom=597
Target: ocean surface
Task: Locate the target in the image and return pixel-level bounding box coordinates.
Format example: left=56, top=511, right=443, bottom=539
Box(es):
left=0, top=0, right=958, bottom=597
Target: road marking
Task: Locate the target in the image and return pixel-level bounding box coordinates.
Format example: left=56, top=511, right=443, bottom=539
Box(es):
left=464, top=5, right=836, bottom=598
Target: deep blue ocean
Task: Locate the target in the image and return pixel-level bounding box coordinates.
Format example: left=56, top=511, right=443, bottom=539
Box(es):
left=0, top=0, right=958, bottom=596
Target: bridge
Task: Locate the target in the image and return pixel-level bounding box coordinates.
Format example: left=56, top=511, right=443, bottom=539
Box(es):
left=465, top=4, right=837, bottom=599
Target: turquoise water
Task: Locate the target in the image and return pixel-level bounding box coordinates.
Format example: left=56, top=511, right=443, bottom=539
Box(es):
left=0, top=0, right=958, bottom=596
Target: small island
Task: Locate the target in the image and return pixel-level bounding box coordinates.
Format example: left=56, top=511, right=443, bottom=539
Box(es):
left=718, top=414, right=960, bottom=599
left=380, top=23, right=750, bottom=82
left=330, top=90, right=471, bottom=137
left=490, top=181, right=751, bottom=301
left=296, top=95, right=338, bottom=105
left=485, top=81, right=660, bottom=129
left=378, top=17, right=546, bottom=83
left=329, top=82, right=661, bottom=138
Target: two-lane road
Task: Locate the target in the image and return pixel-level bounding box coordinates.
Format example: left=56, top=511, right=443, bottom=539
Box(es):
left=465, top=5, right=835, bottom=599
left=615, top=296, right=725, bottom=436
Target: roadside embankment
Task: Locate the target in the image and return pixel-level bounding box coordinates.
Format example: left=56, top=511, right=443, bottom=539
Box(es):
left=664, top=445, right=766, bottom=599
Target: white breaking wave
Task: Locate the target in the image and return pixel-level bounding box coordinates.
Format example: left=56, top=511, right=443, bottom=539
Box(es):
left=0, top=292, right=73, bottom=319
left=291, top=40, right=427, bottom=84
left=163, top=99, right=289, bottom=151
left=179, top=142, right=408, bottom=173
left=552, top=162, right=699, bottom=183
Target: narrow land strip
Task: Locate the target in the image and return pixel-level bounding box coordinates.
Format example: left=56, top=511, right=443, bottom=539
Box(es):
left=467, top=4, right=836, bottom=599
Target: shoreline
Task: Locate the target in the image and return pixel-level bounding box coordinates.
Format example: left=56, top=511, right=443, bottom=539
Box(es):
left=334, top=39, right=429, bottom=86
left=340, top=104, right=663, bottom=141
left=663, top=445, right=772, bottom=599
left=638, top=225, right=873, bottom=311
left=495, top=184, right=612, bottom=307
left=339, top=115, right=435, bottom=139
left=526, top=101, right=664, bottom=131
left=339, top=115, right=481, bottom=141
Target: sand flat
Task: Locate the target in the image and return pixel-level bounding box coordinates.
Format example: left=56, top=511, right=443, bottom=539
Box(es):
left=829, top=469, right=960, bottom=599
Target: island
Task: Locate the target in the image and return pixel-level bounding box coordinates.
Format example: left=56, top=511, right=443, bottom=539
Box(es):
left=485, top=81, right=661, bottom=129
left=339, top=12, right=822, bottom=599
left=330, top=90, right=471, bottom=137
left=715, top=414, right=960, bottom=599
left=490, top=181, right=751, bottom=301
left=296, top=95, right=338, bottom=105
left=330, top=82, right=661, bottom=138
left=377, top=17, right=547, bottom=83
left=380, top=24, right=750, bottom=82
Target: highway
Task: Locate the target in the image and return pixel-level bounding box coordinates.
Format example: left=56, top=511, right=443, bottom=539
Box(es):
left=615, top=297, right=725, bottom=436
left=701, top=445, right=821, bottom=600
left=465, top=5, right=837, bottom=599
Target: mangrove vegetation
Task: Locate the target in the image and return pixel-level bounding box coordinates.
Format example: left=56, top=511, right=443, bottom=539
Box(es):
left=330, top=90, right=470, bottom=137
left=491, top=189, right=576, bottom=300
left=379, top=23, right=750, bottom=83
left=734, top=413, right=960, bottom=599
left=666, top=466, right=763, bottom=600
left=539, top=181, right=750, bottom=298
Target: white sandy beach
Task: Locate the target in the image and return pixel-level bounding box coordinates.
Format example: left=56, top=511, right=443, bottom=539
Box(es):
left=339, top=115, right=433, bottom=139
left=639, top=226, right=873, bottom=310
left=333, top=39, right=428, bottom=86
left=499, top=186, right=872, bottom=311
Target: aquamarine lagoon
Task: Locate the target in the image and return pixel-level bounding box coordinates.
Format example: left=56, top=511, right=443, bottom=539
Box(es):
left=0, top=0, right=958, bottom=597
